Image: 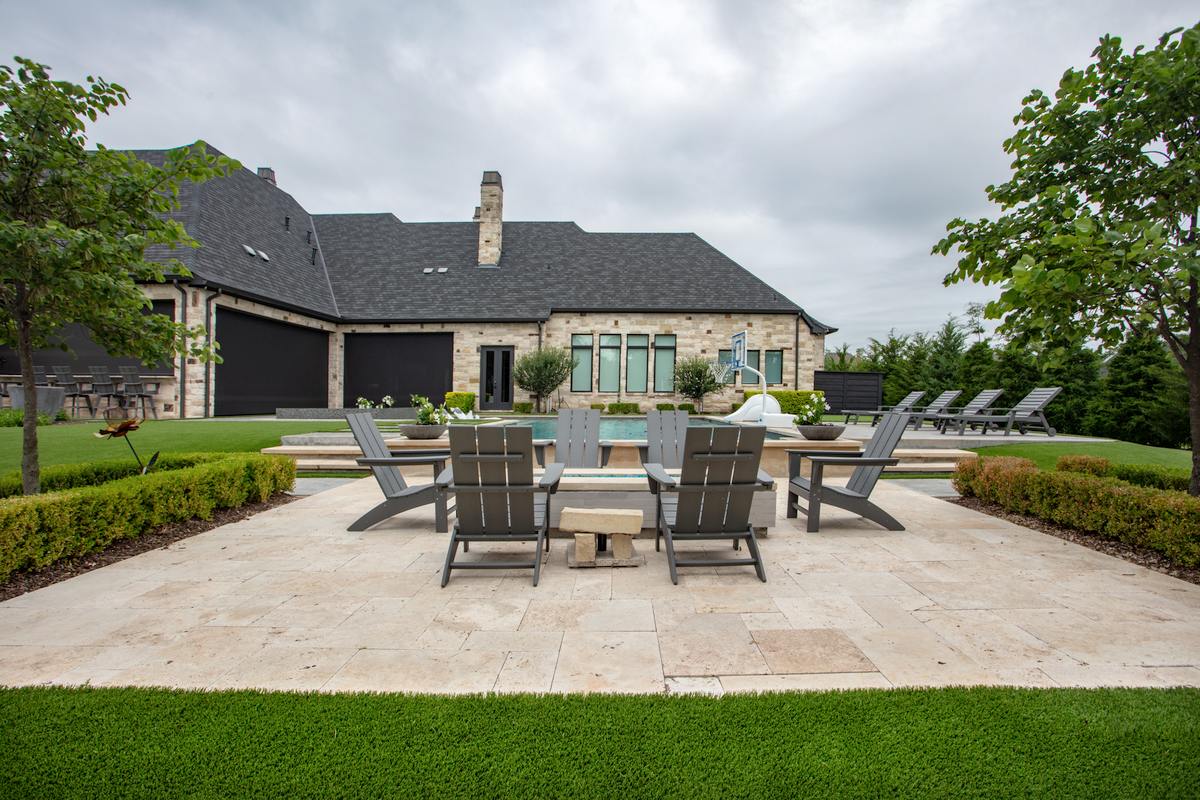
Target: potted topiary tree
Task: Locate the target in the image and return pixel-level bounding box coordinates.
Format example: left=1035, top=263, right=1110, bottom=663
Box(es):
left=398, top=394, right=449, bottom=439
left=513, top=347, right=575, bottom=412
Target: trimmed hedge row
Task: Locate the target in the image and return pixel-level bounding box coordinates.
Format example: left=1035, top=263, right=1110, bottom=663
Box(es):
left=443, top=392, right=476, bottom=412
left=0, top=453, right=230, bottom=499
left=606, top=402, right=640, bottom=415
left=954, top=456, right=1200, bottom=566
left=1055, top=455, right=1191, bottom=493
left=0, top=454, right=295, bottom=582
left=741, top=390, right=824, bottom=416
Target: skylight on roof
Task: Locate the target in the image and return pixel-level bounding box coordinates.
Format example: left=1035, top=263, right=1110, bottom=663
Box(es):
left=242, top=244, right=256, bottom=256
left=422, top=268, right=434, bottom=274
left=257, top=250, right=270, bottom=262
left=436, top=267, right=448, bottom=273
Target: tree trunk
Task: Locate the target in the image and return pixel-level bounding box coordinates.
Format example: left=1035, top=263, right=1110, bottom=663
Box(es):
left=16, top=315, right=40, bottom=495
left=1189, top=359, right=1199, bottom=497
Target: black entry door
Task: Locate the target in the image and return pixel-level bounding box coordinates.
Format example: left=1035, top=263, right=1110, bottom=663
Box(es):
left=214, top=309, right=329, bottom=415
left=479, top=346, right=514, bottom=410
left=343, top=333, right=453, bottom=408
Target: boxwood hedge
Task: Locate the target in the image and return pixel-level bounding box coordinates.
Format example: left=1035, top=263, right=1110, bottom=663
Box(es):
left=954, top=456, right=1200, bottom=566
left=0, top=454, right=295, bottom=582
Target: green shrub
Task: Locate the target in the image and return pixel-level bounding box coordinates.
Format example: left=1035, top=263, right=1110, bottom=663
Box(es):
left=954, top=457, right=1200, bottom=566
left=655, top=403, right=676, bottom=411
left=0, top=453, right=229, bottom=499
left=443, top=392, right=476, bottom=413
left=742, top=390, right=825, bottom=417
left=678, top=403, right=696, bottom=413
left=589, top=403, right=606, bottom=411
left=607, top=402, right=640, bottom=415
left=0, top=454, right=295, bottom=581
left=0, top=408, right=52, bottom=427
left=512, top=402, right=534, bottom=414
left=1055, top=455, right=1190, bottom=492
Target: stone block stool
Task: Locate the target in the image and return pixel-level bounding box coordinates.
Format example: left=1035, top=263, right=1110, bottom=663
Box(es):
left=560, top=506, right=644, bottom=568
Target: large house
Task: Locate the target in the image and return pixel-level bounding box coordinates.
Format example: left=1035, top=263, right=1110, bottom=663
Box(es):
left=4, top=147, right=834, bottom=417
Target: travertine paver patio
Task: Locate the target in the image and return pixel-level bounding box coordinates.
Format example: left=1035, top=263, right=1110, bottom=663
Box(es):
left=2, top=478, right=1198, bottom=693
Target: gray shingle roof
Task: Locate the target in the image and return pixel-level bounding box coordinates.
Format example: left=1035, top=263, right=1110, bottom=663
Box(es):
left=144, top=147, right=834, bottom=334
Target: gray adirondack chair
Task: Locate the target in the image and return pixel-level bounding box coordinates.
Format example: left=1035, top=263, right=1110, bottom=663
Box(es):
left=942, top=387, right=1062, bottom=436
left=787, top=411, right=908, bottom=533
left=636, top=410, right=689, bottom=468
left=50, top=366, right=93, bottom=417
left=907, top=389, right=962, bottom=430
left=437, top=425, right=564, bottom=587
left=88, top=366, right=123, bottom=416
left=533, top=408, right=613, bottom=467
left=117, top=366, right=159, bottom=419
left=346, top=410, right=451, bottom=532
left=933, top=389, right=1004, bottom=432
left=644, top=425, right=773, bottom=584
left=843, top=391, right=925, bottom=426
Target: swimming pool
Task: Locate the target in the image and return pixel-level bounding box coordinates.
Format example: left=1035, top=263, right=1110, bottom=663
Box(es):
left=502, top=417, right=792, bottom=440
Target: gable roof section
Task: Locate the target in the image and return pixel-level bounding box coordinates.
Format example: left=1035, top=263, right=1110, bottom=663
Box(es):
left=140, top=147, right=834, bottom=333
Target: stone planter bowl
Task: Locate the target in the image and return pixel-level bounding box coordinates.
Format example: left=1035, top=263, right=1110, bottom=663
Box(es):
left=398, top=423, right=448, bottom=439
left=796, top=424, right=845, bottom=441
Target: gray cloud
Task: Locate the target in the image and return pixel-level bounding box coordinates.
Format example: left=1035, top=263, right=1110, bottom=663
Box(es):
left=2, top=0, right=1193, bottom=348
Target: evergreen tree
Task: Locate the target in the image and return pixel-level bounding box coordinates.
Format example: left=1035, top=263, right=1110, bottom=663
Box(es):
left=926, top=317, right=966, bottom=395
left=987, top=343, right=1040, bottom=410
left=1040, top=344, right=1100, bottom=435
left=860, top=331, right=909, bottom=405
left=958, top=340, right=995, bottom=404
left=1086, top=333, right=1190, bottom=448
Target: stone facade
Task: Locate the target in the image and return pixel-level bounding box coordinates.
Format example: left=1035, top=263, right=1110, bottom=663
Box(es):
left=133, top=286, right=824, bottom=417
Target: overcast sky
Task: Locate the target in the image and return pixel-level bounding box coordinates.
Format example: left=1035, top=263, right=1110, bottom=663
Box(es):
left=2, top=0, right=1194, bottom=348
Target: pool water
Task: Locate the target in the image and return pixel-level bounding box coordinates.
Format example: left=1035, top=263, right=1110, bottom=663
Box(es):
left=503, top=417, right=791, bottom=440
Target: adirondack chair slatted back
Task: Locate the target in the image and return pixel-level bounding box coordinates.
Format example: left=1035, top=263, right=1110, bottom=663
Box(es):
left=89, top=366, right=115, bottom=393
left=646, top=410, right=689, bottom=469
left=449, top=426, right=535, bottom=535
left=33, top=366, right=47, bottom=386
left=893, top=391, right=925, bottom=411
left=50, top=366, right=80, bottom=392
left=554, top=408, right=601, bottom=467
left=346, top=411, right=408, bottom=498
left=847, top=412, right=909, bottom=496
left=924, top=390, right=961, bottom=414
left=1012, top=387, right=1062, bottom=416
left=673, top=425, right=766, bottom=534
left=117, top=366, right=145, bottom=394
left=961, top=389, right=1004, bottom=414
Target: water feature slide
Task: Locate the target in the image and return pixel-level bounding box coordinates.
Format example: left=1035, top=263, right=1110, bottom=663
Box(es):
left=722, top=393, right=796, bottom=427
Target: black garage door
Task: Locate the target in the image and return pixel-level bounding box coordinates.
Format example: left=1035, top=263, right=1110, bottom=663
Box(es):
left=343, top=333, right=453, bottom=408
left=214, top=309, right=328, bottom=415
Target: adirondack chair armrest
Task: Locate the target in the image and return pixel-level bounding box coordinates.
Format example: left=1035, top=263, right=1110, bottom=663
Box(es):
left=357, top=455, right=448, bottom=468
left=435, top=466, right=453, bottom=487
left=805, top=456, right=899, bottom=467
left=532, top=440, right=551, bottom=468
left=786, top=448, right=862, bottom=479
left=539, top=462, right=565, bottom=492
left=635, top=443, right=649, bottom=464
left=643, top=462, right=675, bottom=493
left=599, top=441, right=614, bottom=467
left=757, top=469, right=775, bottom=489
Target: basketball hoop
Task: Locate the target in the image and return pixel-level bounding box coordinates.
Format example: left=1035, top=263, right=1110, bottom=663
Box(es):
left=708, top=360, right=732, bottom=384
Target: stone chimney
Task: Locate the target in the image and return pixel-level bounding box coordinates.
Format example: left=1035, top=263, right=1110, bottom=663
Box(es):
left=256, top=167, right=277, bottom=185
left=477, top=171, right=502, bottom=266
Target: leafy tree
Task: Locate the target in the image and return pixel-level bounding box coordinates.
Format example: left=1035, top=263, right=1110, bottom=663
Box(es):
left=823, top=343, right=862, bottom=372
left=934, top=25, right=1200, bottom=493
left=0, top=58, right=234, bottom=494
left=512, top=347, right=574, bottom=412
left=1085, top=333, right=1190, bottom=447
left=673, top=355, right=721, bottom=410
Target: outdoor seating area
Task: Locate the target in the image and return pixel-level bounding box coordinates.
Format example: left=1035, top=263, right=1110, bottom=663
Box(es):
left=844, top=386, right=1064, bottom=438
left=1, top=367, right=163, bottom=418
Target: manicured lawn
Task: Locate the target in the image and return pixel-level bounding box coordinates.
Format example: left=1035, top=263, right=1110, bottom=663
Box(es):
left=0, top=419, right=347, bottom=473
left=970, top=440, right=1191, bottom=472
left=1, top=687, right=1198, bottom=798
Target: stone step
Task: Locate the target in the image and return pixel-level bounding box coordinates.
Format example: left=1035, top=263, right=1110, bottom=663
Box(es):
left=884, top=462, right=963, bottom=474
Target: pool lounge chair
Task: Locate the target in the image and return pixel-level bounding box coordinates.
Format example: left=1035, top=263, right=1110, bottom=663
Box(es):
left=930, top=389, right=1004, bottom=432
left=786, top=411, right=907, bottom=533
left=533, top=408, right=614, bottom=468
left=644, top=425, right=773, bottom=584
left=437, top=425, right=564, bottom=587
left=906, top=389, right=962, bottom=430
left=843, top=391, right=925, bottom=426
left=939, top=387, right=1062, bottom=436
left=346, top=410, right=452, bottom=533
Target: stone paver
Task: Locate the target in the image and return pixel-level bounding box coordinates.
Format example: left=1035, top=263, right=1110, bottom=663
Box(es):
left=1, top=478, right=1198, bottom=693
